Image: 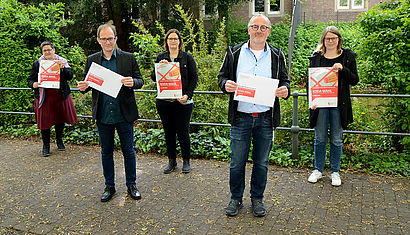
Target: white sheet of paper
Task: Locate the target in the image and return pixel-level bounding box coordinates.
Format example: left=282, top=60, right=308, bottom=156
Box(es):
left=234, top=72, right=279, bottom=107
left=84, top=62, right=123, bottom=98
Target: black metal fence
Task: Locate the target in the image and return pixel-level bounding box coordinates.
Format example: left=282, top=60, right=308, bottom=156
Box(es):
left=1, top=87, right=409, bottom=158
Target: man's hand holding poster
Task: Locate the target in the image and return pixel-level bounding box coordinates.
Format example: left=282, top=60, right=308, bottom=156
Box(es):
left=155, top=62, right=182, bottom=99
left=84, top=62, right=123, bottom=98
left=38, top=60, right=61, bottom=89
left=308, top=67, right=338, bottom=108
left=234, top=72, right=279, bottom=107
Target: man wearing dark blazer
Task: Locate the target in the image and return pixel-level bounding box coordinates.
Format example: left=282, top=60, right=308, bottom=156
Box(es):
left=78, top=23, right=144, bottom=202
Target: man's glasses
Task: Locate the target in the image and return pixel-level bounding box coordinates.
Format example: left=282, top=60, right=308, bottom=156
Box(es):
left=249, top=25, right=270, bottom=32
left=99, top=37, right=116, bottom=43
left=167, top=37, right=179, bottom=41
left=325, top=37, right=339, bottom=42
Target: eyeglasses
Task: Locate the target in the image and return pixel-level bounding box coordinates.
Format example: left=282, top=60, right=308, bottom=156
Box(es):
left=99, top=37, right=116, bottom=43
left=249, top=25, right=270, bottom=32
left=42, top=49, right=53, bottom=53
left=325, top=37, right=339, bottom=42
left=167, top=37, right=179, bottom=41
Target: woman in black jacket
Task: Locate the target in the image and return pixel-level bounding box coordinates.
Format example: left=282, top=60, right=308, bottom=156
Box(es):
left=151, top=29, right=198, bottom=174
left=307, top=26, right=359, bottom=186
left=27, top=41, right=78, bottom=157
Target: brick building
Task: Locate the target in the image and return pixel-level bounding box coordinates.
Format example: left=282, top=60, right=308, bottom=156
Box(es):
left=220, top=0, right=386, bottom=24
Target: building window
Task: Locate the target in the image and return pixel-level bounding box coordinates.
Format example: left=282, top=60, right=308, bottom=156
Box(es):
left=337, top=0, right=364, bottom=10
left=200, top=3, right=218, bottom=19
left=253, top=0, right=281, bottom=15
left=352, top=0, right=364, bottom=9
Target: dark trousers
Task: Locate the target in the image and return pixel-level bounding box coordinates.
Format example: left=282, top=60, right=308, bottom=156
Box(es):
left=96, top=122, right=136, bottom=187
left=156, top=99, right=193, bottom=160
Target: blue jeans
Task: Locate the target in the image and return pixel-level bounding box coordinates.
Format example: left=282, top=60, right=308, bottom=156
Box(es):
left=314, top=107, right=343, bottom=173
left=97, top=122, right=136, bottom=187
left=229, top=112, right=273, bottom=200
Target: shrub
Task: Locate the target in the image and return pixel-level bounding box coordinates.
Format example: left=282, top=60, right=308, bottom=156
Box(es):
left=357, top=0, right=409, bottom=151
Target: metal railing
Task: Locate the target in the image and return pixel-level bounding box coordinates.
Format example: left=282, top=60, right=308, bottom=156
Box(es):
left=1, top=87, right=409, bottom=158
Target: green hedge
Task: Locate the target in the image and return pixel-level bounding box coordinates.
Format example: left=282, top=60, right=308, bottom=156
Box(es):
left=0, top=0, right=85, bottom=126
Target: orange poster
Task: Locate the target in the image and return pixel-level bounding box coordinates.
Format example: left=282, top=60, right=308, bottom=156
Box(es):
left=308, top=67, right=338, bottom=108
left=38, top=60, right=61, bottom=89
left=155, top=62, right=182, bottom=99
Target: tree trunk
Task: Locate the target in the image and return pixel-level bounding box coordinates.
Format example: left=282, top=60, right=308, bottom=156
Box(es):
left=103, top=0, right=129, bottom=51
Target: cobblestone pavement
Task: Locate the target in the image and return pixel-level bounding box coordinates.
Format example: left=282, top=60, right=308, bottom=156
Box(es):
left=0, top=138, right=408, bottom=234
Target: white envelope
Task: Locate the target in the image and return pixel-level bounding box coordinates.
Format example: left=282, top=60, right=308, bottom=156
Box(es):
left=234, top=72, right=279, bottom=107
left=84, top=62, right=123, bottom=98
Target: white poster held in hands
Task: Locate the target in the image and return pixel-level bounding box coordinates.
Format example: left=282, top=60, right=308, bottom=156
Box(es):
left=84, top=62, right=123, bottom=98
left=234, top=72, right=279, bottom=107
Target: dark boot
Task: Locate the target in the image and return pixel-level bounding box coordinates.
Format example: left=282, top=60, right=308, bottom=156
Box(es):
left=163, top=158, right=177, bottom=174
left=182, top=158, right=191, bottom=173
left=41, top=129, right=50, bottom=157
left=55, top=123, right=65, bottom=151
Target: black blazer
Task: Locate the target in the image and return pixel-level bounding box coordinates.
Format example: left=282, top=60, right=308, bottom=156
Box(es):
left=27, top=60, right=73, bottom=100
left=82, top=50, right=144, bottom=123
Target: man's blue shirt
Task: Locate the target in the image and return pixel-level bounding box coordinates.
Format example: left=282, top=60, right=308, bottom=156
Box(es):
left=236, top=41, right=272, bottom=113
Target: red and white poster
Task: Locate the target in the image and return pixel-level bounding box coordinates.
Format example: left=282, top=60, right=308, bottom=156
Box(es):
left=234, top=72, right=279, bottom=107
left=38, top=60, right=61, bottom=89
left=308, top=67, right=338, bottom=108
left=155, top=62, right=182, bottom=99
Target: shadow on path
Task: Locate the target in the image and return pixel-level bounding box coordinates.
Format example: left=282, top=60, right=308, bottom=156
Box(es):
left=0, top=138, right=408, bottom=234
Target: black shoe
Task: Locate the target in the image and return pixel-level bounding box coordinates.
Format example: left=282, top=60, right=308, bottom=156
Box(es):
left=42, top=145, right=50, bottom=157
left=163, top=159, right=177, bottom=174
left=182, top=159, right=191, bottom=173
left=225, top=199, right=243, bottom=216
left=101, top=186, right=116, bottom=202
left=127, top=185, right=142, bottom=200
left=251, top=199, right=266, bottom=217
left=57, top=139, right=65, bottom=151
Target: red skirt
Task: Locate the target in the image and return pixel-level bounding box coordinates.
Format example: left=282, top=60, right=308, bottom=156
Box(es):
left=34, top=89, right=78, bottom=130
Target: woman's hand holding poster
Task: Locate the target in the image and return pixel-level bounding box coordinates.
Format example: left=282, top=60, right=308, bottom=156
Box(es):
left=308, top=67, right=338, bottom=108
left=155, top=62, right=182, bottom=99
left=38, top=60, right=61, bottom=89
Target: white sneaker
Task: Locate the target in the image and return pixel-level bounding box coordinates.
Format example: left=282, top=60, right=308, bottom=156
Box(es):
left=331, top=172, right=341, bottom=186
left=308, top=170, right=322, bottom=183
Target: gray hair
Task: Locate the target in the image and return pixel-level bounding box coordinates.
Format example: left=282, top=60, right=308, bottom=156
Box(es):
left=248, top=14, right=272, bottom=28
left=97, top=23, right=117, bottom=38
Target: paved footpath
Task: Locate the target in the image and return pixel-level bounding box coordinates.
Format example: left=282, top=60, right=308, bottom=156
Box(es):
left=0, top=138, right=408, bottom=234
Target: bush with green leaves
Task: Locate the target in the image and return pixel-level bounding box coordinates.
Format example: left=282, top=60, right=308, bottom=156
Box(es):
left=0, top=0, right=85, bottom=125
left=357, top=0, right=409, bottom=151
left=130, top=5, right=229, bottom=129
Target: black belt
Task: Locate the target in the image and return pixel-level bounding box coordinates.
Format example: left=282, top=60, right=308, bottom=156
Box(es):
left=238, top=110, right=270, bottom=117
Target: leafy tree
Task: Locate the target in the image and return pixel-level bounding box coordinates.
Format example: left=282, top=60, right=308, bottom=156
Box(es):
left=0, top=0, right=85, bottom=125
left=357, top=0, right=409, bottom=151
